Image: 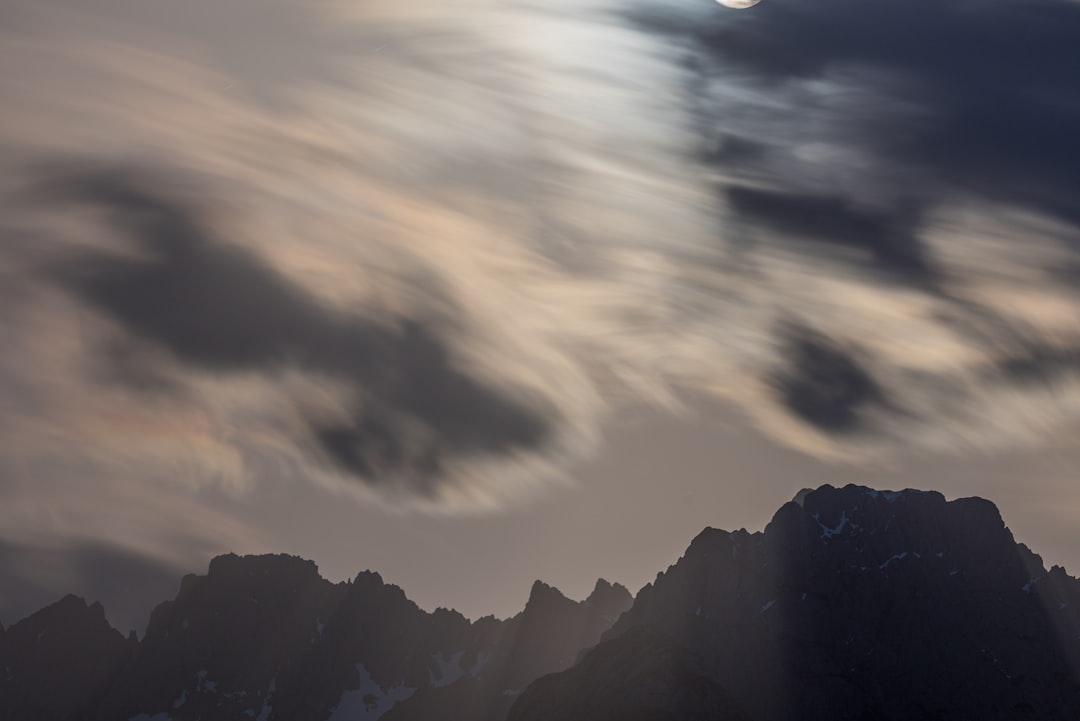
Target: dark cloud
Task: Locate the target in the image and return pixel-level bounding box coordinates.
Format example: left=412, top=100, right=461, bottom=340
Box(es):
left=34, top=166, right=554, bottom=491
left=772, top=325, right=885, bottom=432
left=0, top=539, right=185, bottom=635
left=723, top=185, right=930, bottom=281
left=617, top=0, right=1080, bottom=444
left=637, top=0, right=1080, bottom=228
left=995, top=344, right=1080, bottom=390
left=3, top=0, right=1080, bottom=520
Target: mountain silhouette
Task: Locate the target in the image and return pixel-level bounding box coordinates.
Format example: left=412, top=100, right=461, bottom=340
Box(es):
left=509, top=484, right=1080, bottom=720
left=2, top=484, right=1078, bottom=720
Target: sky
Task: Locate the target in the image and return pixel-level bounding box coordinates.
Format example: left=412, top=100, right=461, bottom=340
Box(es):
left=1, top=0, right=1079, bottom=634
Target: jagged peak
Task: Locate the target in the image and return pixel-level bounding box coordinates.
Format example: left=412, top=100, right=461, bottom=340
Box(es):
left=792, top=487, right=815, bottom=506
left=525, top=579, right=570, bottom=609
left=684, top=526, right=738, bottom=559
left=430, top=605, right=470, bottom=625
left=345, top=571, right=415, bottom=612
left=592, top=578, right=614, bottom=594
left=57, top=593, right=89, bottom=608
left=352, top=569, right=385, bottom=586
left=586, top=578, right=632, bottom=609
left=34, top=594, right=109, bottom=623
left=8, top=593, right=122, bottom=640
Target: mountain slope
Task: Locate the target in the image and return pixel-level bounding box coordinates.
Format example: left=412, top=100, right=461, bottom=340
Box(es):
left=4, top=484, right=1080, bottom=721
left=0, top=554, right=630, bottom=721
left=508, top=626, right=752, bottom=721
left=0, top=594, right=134, bottom=721
left=509, top=484, right=1080, bottom=721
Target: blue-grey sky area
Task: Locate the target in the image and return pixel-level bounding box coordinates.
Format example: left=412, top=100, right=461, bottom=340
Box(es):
left=1, top=0, right=1079, bottom=634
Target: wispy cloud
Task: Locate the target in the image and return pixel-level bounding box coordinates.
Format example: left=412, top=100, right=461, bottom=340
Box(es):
left=1, top=0, right=1080, bottom=548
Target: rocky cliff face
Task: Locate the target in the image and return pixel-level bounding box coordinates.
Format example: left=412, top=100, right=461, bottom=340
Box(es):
left=380, top=577, right=633, bottom=721
left=0, top=552, right=630, bottom=721
left=509, top=484, right=1080, bottom=721
left=0, top=594, right=133, bottom=721
left=507, top=626, right=752, bottom=721
left=4, top=484, right=1080, bottom=721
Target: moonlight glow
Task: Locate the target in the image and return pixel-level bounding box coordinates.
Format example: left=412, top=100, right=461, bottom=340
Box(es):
left=717, top=0, right=762, bottom=7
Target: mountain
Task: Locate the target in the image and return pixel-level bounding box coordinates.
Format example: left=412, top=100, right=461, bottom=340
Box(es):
left=508, top=484, right=1080, bottom=721
left=506, top=625, right=753, bottom=721
left=0, top=554, right=630, bottom=721
left=0, top=594, right=134, bottom=721
left=3, top=484, right=1079, bottom=720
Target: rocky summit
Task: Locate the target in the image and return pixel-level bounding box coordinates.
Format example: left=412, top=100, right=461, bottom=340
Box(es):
left=508, top=484, right=1080, bottom=721
left=3, top=484, right=1079, bottom=720
left=0, top=553, right=630, bottom=721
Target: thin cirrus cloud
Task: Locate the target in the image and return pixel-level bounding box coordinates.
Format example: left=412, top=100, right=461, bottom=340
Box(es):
left=1, top=0, right=1080, bottom=543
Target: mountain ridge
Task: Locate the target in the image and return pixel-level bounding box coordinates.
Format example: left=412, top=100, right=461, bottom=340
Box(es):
left=513, top=483, right=1080, bottom=721
left=0, top=549, right=632, bottom=721
left=2, top=483, right=1079, bottom=720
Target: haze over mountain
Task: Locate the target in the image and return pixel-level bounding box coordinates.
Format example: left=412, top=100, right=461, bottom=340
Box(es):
left=3, top=485, right=1078, bottom=720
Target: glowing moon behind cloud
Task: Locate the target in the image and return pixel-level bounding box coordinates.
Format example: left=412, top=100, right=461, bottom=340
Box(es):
left=716, top=0, right=762, bottom=8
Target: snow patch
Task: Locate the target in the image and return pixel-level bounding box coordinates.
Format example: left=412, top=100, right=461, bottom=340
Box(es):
left=172, top=690, right=187, bottom=709
left=327, top=664, right=416, bottom=721
left=430, top=651, right=466, bottom=688
left=761, top=599, right=776, bottom=612
left=128, top=714, right=170, bottom=721
left=254, top=677, right=275, bottom=721
left=813, top=511, right=849, bottom=540
left=879, top=552, right=908, bottom=570
left=192, top=671, right=218, bottom=694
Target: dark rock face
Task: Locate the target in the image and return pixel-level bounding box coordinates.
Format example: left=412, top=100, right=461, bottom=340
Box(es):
left=0, top=553, right=630, bottom=721
left=95, top=553, right=349, bottom=721
left=0, top=595, right=132, bottom=721
left=507, top=626, right=752, bottom=721
left=381, top=577, right=633, bottom=721
left=5, top=484, right=1080, bottom=721
left=511, top=485, right=1080, bottom=721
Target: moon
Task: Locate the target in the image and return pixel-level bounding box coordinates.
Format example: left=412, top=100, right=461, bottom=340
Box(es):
left=716, top=0, right=762, bottom=8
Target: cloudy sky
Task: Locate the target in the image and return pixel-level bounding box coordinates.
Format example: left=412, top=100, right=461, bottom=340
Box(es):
left=2, top=0, right=1079, bottom=633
